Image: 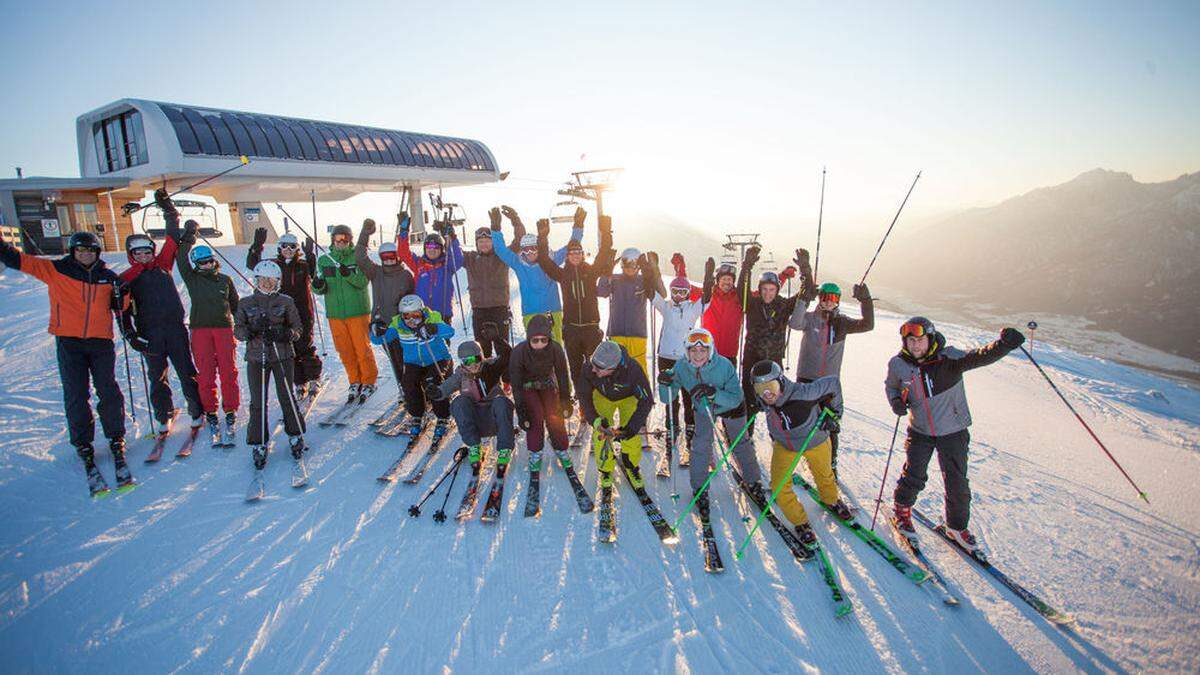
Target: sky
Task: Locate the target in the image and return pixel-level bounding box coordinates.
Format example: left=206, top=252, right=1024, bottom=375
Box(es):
left=1, top=0, right=1197, bottom=248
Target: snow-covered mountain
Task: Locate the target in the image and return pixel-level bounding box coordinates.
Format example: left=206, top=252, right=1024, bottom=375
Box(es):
left=0, top=249, right=1196, bottom=672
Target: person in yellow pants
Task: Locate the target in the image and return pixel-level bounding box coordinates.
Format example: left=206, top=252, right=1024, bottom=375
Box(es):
left=750, top=360, right=853, bottom=547
left=313, top=224, right=378, bottom=403
left=578, top=340, right=653, bottom=489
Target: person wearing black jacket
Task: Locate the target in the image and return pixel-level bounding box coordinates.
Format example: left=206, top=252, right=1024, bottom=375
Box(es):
left=247, top=227, right=323, bottom=396
left=509, top=314, right=573, bottom=472
left=536, top=210, right=615, bottom=394
left=578, top=340, right=653, bottom=490
left=434, top=331, right=515, bottom=477
left=738, top=245, right=802, bottom=421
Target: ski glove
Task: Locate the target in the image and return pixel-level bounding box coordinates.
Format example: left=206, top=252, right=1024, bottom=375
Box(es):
left=743, top=245, right=760, bottom=267
left=252, top=227, right=268, bottom=248
left=1000, top=327, right=1025, bottom=348
left=361, top=218, right=376, bottom=237
left=265, top=325, right=292, bottom=343
left=422, top=378, right=442, bottom=402
left=559, top=397, right=574, bottom=420
left=397, top=214, right=411, bottom=239
left=852, top=283, right=871, bottom=302
left=370, top=319, right=389, bottom=339
left=656, top=370, right=674, bottom=387
left=890, top=398, right=908, bottom=417
left=689, top=383, right=717, bottom=401
left=312, top=277, right=327, bottom=292
left=516, top=405, right=532, bottom=431
left=124, top=330, right=150, bottom=352
left=488, top=207, right=502, bottom=232
left=153, top=188, right=177, bottom=218
left=415, top=324, right=437, bottom=341
left=302, top=237, right=315, bottom=259
left=337, top=264, right=353, bottom=277
left=612, top=426, right=635, bottom=441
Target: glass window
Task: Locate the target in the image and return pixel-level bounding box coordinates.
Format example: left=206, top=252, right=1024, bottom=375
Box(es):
left=160, top=105, right=201, bottom=154
left=328, top=126, right=360, bottom=162
left=282, top=119, right=319, bottom=160
left=128, top=111, right=149, bottom=165
left=221, top=113, right=256, bottom=155
left=314, top=124, right=346, bottom=162
left=57, top=205, right=75, bottom=235
left=371, top=132, right=402, bottom=164
left=294, top=121, right=331, bottom=161
left=181, top=107, right=221, bottom=155
left=385, top=131, right=416, bottom=165
left=234, top=113, right=271, bottom=156
left=74, top=204, right=99, bottom=230
left=270, top=118, right=304, bottom=158
left=253, top=115, right=289, bottom=157
left=200, top=112, right=239, bottom=155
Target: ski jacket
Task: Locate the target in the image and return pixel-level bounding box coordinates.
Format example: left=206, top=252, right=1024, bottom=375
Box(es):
left=437, top=340, right=511, bottom=403
left=538, top=225, right=614, bottom=326
left=373, top=308, right=455, bottom=366
left=491, top=230, right=576, bottom=316
left=247, top=243, right=316, bottom=319
left=355, top=232, right=415, bottom=323
left=760, top=375, right=842, bottom=450
left=662, top=351, right=743, bottom=416
left=578, top=343, right=653, bottom=434
left=743, top=293, right=802, bottom=365
left=397, top=232, right=464, bottom=320
left=233, top=290, right=302, bottom=365
left=597, top=270, right=656, bottom=338
left=791, top=298, right=874, bottom=380
left=0, top=240, right=124, bottom=340
left=313, top=246, right=371, bottom=319
left=702, top=262, right=751, bottom=361
left=176, top=235, right=238, bottom=329
left=119, top=237, right=187, bottom=338
left=652, top=294, right=706, bottom=360
left=884, top=333, right=1014, bottom=437
left=509, top=339, right=571, bottom=397
left=461, top=249, right=511, bottom=309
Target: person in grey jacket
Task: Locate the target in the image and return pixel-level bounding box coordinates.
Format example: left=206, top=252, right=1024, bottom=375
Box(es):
left=234, top=261, right=305, bottom=474
left=886, top=317, right=1025, bottom=551
left=357, top=218, right=415, bottom=397
left=432, top=337, right=515, bottom=479
left=462, top=224, right=517, bottom=366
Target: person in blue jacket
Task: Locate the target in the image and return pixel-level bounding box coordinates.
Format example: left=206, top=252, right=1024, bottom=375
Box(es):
left=371, top=294, right=455, bottom=436
left=396, top=215, right=464, bottom=323
left=490, top=206, right=582, bottom=344
left=598, top=248, right=663, bottom=378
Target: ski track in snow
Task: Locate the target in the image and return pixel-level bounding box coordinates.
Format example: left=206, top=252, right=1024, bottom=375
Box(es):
left=0, top=253, right=1197, bottom=672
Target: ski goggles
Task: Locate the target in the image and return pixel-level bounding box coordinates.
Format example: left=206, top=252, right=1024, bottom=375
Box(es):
left=195, top=257, right=216, bottom=266
left=424, top=241, right=443, bottom=250
left=753, top=380, right=782, bottom=398
left=900, top=321, right=932, bottom=338
left=331, top=235, right=352, bottom=245
left=401, top=311, right=424, bottom=322
left=529, top=335, right=551, bottom=345
left=520, top=246, right=538, bottom=255
left=670, top=287, right=691, bottom=298
left=129, top=246, right=154, bottom=256
left=461, top=355, right=482, bottom=367
left=684, top=331, right=713, bottom=349
left=379, top=251, right=398, bottom=262
left=278, top=242, right=299, bottom=250
left=819, top=292, right=841, bottom=304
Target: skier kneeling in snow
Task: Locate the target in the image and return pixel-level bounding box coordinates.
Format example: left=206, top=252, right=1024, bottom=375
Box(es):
left=579, top=340, right=654, bottom=491
left=234, top=261, right=306, bottom=491
left=887, top=318, right=1025, bottom=552
left=509, top=314, right=573, bottom=478
left=432, top=330, right=514, bottom=481
left=750, top=360, right=852, bottom=547
left=657, top=328, right=765, bottom=513
left=371, top=294, right=454, bottom=439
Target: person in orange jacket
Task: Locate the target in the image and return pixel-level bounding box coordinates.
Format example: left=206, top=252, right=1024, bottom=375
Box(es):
left=0, top=230, right=133, bottom=496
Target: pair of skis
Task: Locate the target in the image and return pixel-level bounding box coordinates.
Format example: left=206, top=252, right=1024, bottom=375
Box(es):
left=376, top=417, right=454, bottom=483
left=596, top=438, right=677, bottom=545
left=318, top=385, right=377, bottom=428
left=244, top=443, right=310, bottom=502
left=145, top=412, right=204, bottom=463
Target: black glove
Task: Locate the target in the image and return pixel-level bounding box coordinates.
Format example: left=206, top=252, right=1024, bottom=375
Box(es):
left=613, top=426, right=634, bottom=441
left=477, top=321, right=498, bottom=342
left=312, top=277, right=327, bottom=292
left=422, top=378, right=441, bottom=401
left=793, top=248, right=810, bottom=269
left=1000, top=327, right=1025, bottom=348
left=252, top=227, right=268, bottom=248
left=110, top=284, right=128, bottom=313
left=183, top=219, right=199, bottom=238
left=890, top=398, right=908, bottom=417
left=124, top=329, right=149, bottom=352
left=370, top=319, right=389, bottom=338
left=820, top=414, right=840, bottom=433
left=536, top=218, right=550, bottom=236
left=744, top=246, right=760, bottom=267
left=645, top=251, right=659, bottom=268
left=690, top=383, right=717, bottom=400
left=338, top=264, right=353, bottom=277
left=656, top=370, right=674, bottom=387
left=852, top=283, right=870, bottom=302
left=597, top=214, right=612, bottom=234
left=516, top=405, right=532, bottom=431
left=415, top=324, right=436, bottom=340
left=559, top=397, right=574, bottom=420
left=154, top=187, right=177, bottom=217
left=704, top=257, right=715, bottom=279
left=488, top=207, right=502, bottom=232
left=361, top=218, right=377, bottom=237
left=302, top=237, right=315, bottom=259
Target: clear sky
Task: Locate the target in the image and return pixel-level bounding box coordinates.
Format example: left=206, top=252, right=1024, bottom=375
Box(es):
left=1, top=0, right=1197, bottom=237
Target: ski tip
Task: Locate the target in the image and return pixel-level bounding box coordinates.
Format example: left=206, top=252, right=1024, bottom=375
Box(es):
left=91, top=489, right=112, bottom=500
left=116, top=483, right=138, bottom=494
left=943, top=596, right=961, bottom=606
left=835, top=602, right=855, bottom=617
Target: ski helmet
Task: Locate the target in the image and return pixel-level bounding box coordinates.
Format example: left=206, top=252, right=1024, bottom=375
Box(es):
left=818, top=282, right=841, bottom=298
left=378, top=241, right=398, bottom=262
left=398, top=294, right=425, bottom=315
left=750, top=360, right=784, bottom=398
left=68, top=231, right=102, bottom=252
left=424, top=233, right=444, bottom=249
left=758, top=271, right=781, bottom=289
left=474, top=226, right=491, bottom=241
left=566, top=238, right=584, bottom=253
left=253, top=260, right=282, bottom=279
left=684, top=328, right=714, bottom=352
left=124, top=234, right=155, bottom=253
left=900, top=316, right=935, bottom=339
left=189, top=245, right=215, bottom=266
left=590, top=340, right=623, bottom=371
left=278, top=233, right=300, bottom=247
left=457, top=340, right=484, bottom=364
left=620, top=247, right=641, bottom=264
left=330, top=224, right=353, bottom=242
left=519, top=234, right=538, bottom=250
left=669, top=276, right=691, bottom=294
left=715, top=262, right=736, bottom=281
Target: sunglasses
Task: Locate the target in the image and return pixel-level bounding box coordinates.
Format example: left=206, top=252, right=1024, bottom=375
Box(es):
left=279, top=243, right=299, bottom=250
left=75, top=246, right=101, bottom=254
left=820, top=293, right=841, bottom=303
left=900, top=322, right=930, bottom=338
left=130, top=247, right=154, bottom=255
left=530, top=336, right=550, bottom=345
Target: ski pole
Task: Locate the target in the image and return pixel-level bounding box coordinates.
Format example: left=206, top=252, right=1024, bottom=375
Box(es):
left=269, top=339, right=305, bottom=436
left=432, top=447, right=469, bottom=523
left=1019, top=345, right=1150, bottom=503
left=814, top=166, right=826, bottom=282
left=672, top=403, right=758, bottom=531
left=869, top=415, right=902, bottom=531
left=121, top=157, right=251, bottom=215
left=859, top=171, right=921, bottom=285
left=410, top=446, right=468, bottom=517
left=120, top=334, right=138, bottom=436
left=736, top=408, right=828, bottom=559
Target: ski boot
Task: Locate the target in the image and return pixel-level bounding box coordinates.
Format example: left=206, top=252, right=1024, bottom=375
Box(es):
left=345, top=383, right=362, bottom=405
left=78, top=445, right=111, bottom=498
left=945, top=526, right=980, bottom=553
left=289, top=436, right=308, bottom=487
left=599, top=470, right=614, bottom=491
left=695, top=490, right=711, bottom=519
left=252, top=444, right=269, bottom=470
left=110, top=438, right=136, bottom=491
left=189, top=414, right=204, bottom=430
left=152, top=418, right=171, bottom=436
left=795, top=522, right=817, bottom=548
left=225, top=410, right=237, bottom=431
left=620, top=454, right=644, bottom=490
left=893, top=503, right=918, bottom=544
left=495, top=447, right=512, bottom=479
left=358, top=383, right=376, bottom=404
left=828, top=499, right=853, bottom=522
left=467, top=445, right=482, bottom=472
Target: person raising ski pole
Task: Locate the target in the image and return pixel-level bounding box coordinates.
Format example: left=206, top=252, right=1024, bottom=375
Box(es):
left=886, top=317, right=1025, bottom=552
left=489, top=206, right=583, bottom=344
left=739, top=245, right=802, bottom=429
left=0, top=229, right=131, bottom=497
left=355, top=218, right=415, bottom=407
left=247, top=227, right=324, bottom=399
left=312, top=224, right=376, bottom=404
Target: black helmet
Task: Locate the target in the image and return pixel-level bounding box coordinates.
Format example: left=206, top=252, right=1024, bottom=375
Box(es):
left=457, top=340, right=483, bottom=362
left=68, top=231, right=102, bottom=251
left=424, top=233, right=445, bottom=249
left=330, top=224, right=353, bottom=241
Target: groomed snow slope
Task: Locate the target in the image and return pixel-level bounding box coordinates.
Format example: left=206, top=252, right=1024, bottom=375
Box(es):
left=0, top=250, right=1196, bottom=673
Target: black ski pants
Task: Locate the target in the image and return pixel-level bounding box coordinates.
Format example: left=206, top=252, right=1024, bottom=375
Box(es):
left=894, top=429, right=971, bottom=530
left=144, top=322, right=203, bottom=422
left=57, top=337, right=126, bottom=449
left=246, top=358, right=305, bottom=446
left=402, top=360, right=452, bottom=419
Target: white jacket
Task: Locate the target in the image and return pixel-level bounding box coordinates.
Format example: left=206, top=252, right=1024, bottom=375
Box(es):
left=652, top=294, right=706, bottom=360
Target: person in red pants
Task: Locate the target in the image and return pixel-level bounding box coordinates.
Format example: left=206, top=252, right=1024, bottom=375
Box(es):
left=508, top=314, right=573, bottom=475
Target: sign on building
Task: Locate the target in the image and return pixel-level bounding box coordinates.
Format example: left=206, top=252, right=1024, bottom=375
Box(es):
left=40, top=218, right=61, bottom=238
left=244, top=206, right=260, bottom=223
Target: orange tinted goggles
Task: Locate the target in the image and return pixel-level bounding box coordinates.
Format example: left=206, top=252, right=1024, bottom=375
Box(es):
left=900, top=322, right=930, bottom=338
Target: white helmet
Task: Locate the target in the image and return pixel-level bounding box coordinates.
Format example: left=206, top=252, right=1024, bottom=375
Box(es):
left=253, top=260, right=282, bottom=279
left=519, top=234, right=538, bottom=249
left=398, top=294, right=425, bottom=314
left=620, top=247, right=641, bottom=263
left=278, top=233, right=299, bottom=247
left=379, top=242, right=398, bottom=256
left=125, top=234, right=155, bottom=252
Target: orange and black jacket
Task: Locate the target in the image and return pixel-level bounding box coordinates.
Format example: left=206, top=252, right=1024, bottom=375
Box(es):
left=0, top=240, right=126, bottom=340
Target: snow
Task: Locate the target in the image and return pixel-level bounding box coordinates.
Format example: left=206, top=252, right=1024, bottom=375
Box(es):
left=0, top=250, right=1197, bottom=673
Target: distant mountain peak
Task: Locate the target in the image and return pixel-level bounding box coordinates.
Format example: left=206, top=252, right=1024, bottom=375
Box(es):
left=1068, top=168, right=1134, bottom=186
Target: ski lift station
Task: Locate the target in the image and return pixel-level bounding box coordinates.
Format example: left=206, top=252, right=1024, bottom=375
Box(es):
left=0, top=99, right=501, bottom=253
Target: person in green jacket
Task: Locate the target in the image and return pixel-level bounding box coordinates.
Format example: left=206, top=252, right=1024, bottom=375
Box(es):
left=174, top=219, right=241, bottom=441
left=312, top=224, right=377, bottom=403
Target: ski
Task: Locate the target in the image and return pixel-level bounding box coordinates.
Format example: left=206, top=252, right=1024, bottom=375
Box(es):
left=912, top=508, right=1074, bottom=624
left=456, top=444, right=490, bottom=520
left=86, top=464, right=112, bottom=499
left=597, top=478, right=617, bottom=543
left=569, top=420, right=590, bottom=450
left=324, top=386, right=378, bottom=428
left=618, top=460, right=678, bottom=544
left=174, top=426, right=201, bottom=459
left=890, top=517, right=961, bottom=606
left=811, top=537, right=855, bottom=617
left=677, top=433, right=691, bottom=468
left=553, top=449, right=594, bottom=513
left=730, top=467, right=813, bottom=562
left=144, top=410, right=181, bottom=463
left=793, top=475, right=928, bottom=584
left=523, top=453, right=542, bottom=518
left=377, top=410, right=418, bottom=437
left=402, top=419, right=455, bottom=484
left=370, top=401, right=406, bottom=427
left=376, top=416, right=430, bottom=482
left=480, top=471, right=507, bottom=523
left=696, top=502, right=724, bottom=573
left=297, top=379, right=328, bottom=417
left=291, top=456, right=309, bottom=488
left=245, top=469, right=265, bottom=502
left=655, top=445, right=672, bottom=479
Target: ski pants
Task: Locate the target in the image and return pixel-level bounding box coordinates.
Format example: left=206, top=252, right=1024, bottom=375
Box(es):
left=656, top=356, right=695, bottom=435
left=473, top=306, right=513, bottom=361
left=522, top=310, right=563, bottom=344
left=144, top=323, right=203, bottom=423
left=691, top=403, right=761, bottom=492
left=246, top=357, right=305, bottom=447
left=770, top=438, right=838, bottom=527
left=520, top=387, right=569, bottom=454
left=611, top=335, right=648, bottom=378
left=190, top=327, right=240, bottom=414
left=590, top=393, right=643, bottom=474
left=402, top=359, right=452, bottom=419
left=563, top=322, right=603, bottom=394
left=894, top=429, right=971, bottom=530
left=328, top=314, right=378, bottom=386
left=451, top=395, right=515, bottom=452
left=57, top=337, right=126, bottom=449
left=293, top=310, right=323, bottom=385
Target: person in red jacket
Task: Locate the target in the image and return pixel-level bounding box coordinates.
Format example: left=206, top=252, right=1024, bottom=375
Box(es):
left=701, top=248, right=754, bottom=363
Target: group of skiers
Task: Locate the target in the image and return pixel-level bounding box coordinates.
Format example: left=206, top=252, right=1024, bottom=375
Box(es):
left=3, top=190, right=1031, bottom=553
